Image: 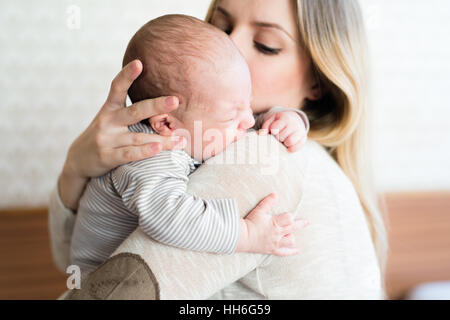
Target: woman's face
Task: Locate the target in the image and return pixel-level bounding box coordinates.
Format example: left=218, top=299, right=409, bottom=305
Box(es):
left=210, top=0, right=316, bottom=114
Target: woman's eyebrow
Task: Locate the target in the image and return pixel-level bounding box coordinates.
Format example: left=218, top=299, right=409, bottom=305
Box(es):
left=216, top=6, right=231, bottom=18
left=251, top=21, right=295, bottom=42
left=216, top=6, right=295, bottom=42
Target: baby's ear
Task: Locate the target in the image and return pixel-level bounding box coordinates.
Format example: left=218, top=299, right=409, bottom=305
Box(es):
left=149, top=114, right=173, bottom=136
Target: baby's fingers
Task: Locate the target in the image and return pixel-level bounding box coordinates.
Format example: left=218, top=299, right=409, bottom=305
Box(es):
left=279, top=219, right=310, bottom=235
left=277, top=126, right=295, bottom=142
left=273, top=212, right=294, bottom=227
left=287, top=135, right=307, bottom=153
left=260, top=115, right=276, bottom=133
left=284, top=132, right=303, bottom=147
left=279, top=233, right=296, bottom=248
left=269, top=120, right=287, bottom=139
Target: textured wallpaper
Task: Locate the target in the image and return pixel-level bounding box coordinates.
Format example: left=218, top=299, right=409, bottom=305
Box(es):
left=0, top=0, right=449, bottom=208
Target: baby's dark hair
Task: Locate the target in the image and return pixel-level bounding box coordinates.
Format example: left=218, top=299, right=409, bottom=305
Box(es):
left=123, top=14, right=241, bottom=111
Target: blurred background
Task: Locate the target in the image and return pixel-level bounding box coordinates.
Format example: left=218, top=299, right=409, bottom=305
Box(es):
left=0, top=0, right=449, bottom=299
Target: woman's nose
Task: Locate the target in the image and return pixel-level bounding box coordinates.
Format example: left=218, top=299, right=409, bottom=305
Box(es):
left=229, top=28, right=250, bottom=63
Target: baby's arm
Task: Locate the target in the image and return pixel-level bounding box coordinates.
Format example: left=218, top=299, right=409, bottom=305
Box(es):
left=111, top=151, right=305, bottom=255
left=254, top=106, right=310, bottom=153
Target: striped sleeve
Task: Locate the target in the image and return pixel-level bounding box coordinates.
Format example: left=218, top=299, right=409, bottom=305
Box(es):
left=111, top=151, right=240, bottom=254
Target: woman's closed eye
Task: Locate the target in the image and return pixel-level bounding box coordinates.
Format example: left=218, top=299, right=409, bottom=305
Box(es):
left=211, top=18, right=282, bottom=56
left=253, top=41, right=282, bottom=55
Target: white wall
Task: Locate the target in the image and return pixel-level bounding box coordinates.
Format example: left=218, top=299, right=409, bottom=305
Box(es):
left=361, top=0, right=450, bottom=192
left=0, top=0, right=449, bottom=207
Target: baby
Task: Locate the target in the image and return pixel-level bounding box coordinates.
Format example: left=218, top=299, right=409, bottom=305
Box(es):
left=70, top=15, right=309, bottom=277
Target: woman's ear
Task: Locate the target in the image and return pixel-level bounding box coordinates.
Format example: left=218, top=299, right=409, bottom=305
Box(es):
left=305, top=64, right=327, bottom=101
left=306, top=80, right=325, bottom=101
left=149, top=114, right=173, bottom=136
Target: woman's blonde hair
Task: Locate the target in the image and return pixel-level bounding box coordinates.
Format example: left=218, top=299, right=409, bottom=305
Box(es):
left=206, top=0, right=389, bottom=287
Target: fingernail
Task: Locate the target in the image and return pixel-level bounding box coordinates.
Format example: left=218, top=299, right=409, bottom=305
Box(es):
left=165, top=96, right=177, bottom=107
left=151, top=143, right=162, bottom=152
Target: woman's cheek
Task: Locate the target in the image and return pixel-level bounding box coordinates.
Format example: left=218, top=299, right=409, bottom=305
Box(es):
left=248, top=59, right=277, bottom=112
left=249, top=49, right=307, bottom=111
left=250, top=59, right=294, bottom=108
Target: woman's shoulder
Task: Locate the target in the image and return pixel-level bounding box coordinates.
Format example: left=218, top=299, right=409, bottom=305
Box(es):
left=240, top=132, right=352, bottom=186
left=202, top=131, right=347, bottom=187
left=196, top=131, right=360, bottom=214
left=295, top=139, right=359, bottom=199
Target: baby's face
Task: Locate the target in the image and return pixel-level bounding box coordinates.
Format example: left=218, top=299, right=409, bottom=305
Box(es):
left=175, top=60, right=254, bottom=161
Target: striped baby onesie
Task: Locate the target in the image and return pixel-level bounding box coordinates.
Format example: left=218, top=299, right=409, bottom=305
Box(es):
left=70, top=122, right=240, bottom=276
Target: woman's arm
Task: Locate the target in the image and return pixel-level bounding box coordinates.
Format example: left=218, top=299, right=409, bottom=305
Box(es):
left=48, top=185, right=78, bottom=273
left=64, top=132, right=308, bottom=299
left=48, top=60, right=185, bottom=271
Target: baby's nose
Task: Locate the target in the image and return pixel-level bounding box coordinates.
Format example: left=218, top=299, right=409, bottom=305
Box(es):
left=240, top=113, right=255, bottom=130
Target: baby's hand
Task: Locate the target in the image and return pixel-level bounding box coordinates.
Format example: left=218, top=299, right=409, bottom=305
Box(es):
left=259, top=111, right=307, bottom=153
left=236, top=193, right=309, bottom=256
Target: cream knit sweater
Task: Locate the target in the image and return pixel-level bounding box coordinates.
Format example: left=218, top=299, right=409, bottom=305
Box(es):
left=49, top=132, right=383, bottom=299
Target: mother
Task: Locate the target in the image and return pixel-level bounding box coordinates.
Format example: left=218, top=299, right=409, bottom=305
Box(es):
left=49, top=0, right=387, bottom=299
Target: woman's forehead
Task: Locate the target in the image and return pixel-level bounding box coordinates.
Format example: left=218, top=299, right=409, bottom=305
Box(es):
left=216, top=0, right=298, bottom=34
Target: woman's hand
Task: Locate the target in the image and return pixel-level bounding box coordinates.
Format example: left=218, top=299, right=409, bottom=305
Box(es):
left=236, top=193, right=309, bottom=256
left=59, top=60, right=185, bottom=211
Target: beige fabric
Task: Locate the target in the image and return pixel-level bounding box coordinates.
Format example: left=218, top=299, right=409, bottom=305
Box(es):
left=50, top=132, right=382, bottom=299
left=65, top=253, right=159, bottom=300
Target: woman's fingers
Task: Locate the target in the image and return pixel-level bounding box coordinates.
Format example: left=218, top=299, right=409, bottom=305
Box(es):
left=106, top=135, right=186, bottom=167
left=115, top=96, right=179, bottom=126
left=153, top=134, right=186, bottom=150
left=106, top=60, right=143, bottom=108
left=116, top=131, right=185, bottom=149
left=104, top=143, right=162, bottom=168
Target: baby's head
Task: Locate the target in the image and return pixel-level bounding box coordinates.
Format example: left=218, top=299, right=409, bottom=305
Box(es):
left=123, top=14, right=254, bottom=161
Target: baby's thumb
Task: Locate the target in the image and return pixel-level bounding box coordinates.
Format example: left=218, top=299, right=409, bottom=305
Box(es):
left=248, top=193, right=277, bottom=218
